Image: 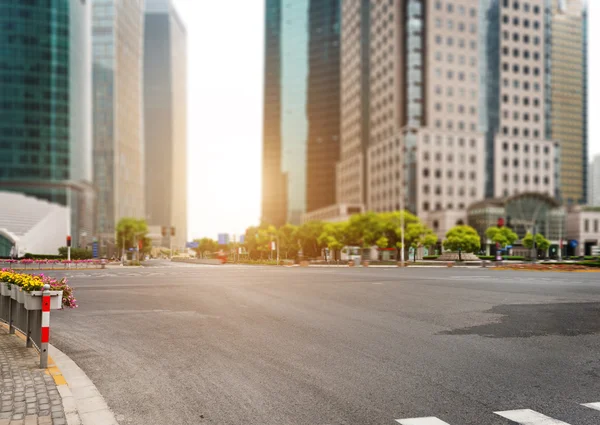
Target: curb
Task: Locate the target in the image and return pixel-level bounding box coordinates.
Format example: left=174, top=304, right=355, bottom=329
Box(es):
left=0, top=323, right=117, bottom=425
left=49, top=344, right=119, bottom=425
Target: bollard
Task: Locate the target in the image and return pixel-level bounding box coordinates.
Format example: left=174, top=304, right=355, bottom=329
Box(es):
left=8, top=296, right=14, bottom=335
left=40, top=284, right=50, bottom=369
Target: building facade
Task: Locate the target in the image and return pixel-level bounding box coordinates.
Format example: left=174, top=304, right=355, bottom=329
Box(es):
left=550, top=0, right=587, bottom=205
left=144, top=0, right=187, bottom=250
left=365, top=0, right=487, bottom=232
left=262, top=0, right=341, bottom=226
left=589, top=154, right=600, bottom=207
left=324, top=0, right=584, bottom=233
left=0, top=0, right=94, bottom=250
left=92, top=0, right=146, bottom=254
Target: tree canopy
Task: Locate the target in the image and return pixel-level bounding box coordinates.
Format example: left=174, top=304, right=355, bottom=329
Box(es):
left=522, top=232, right=550, bottom=252
left=116, top=218, right=151, bottom=256
left=443, top=225, right=481, bottom=260
left=485, top=226, right=518, bottom=248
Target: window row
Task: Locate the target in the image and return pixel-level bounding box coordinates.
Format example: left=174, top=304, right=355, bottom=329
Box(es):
left=422, top=202, right=467, bottom=212
left=423, top=167, right=478, bottom=178
left=434, top=69, right=478, bottom=82
left=501, top=127, right=541, bottom=138
left=502, top=31, right=541, bottom=44
left=501, top=158, right=550, bottom=169
left=434, top=2, right=477, bottom=17
left=434, top=86, right=478, bottom=99
left=423, top=135, right=478, bottom=148
left=434, top=36, right=478, bottom=50
left=434, top=52, right=477, bottom=67
left=502, top=15, right=541, bottom=29
left=502, top=63, right=541, bottom=76
left=501, top=46, right=540, bottom=61
left=422, top=185, right=478, bottom=197
left=502, top=94, right=541, bottom=106
left=502, top=0, right=541, bottom=15
left=434, top=19, right=477, bottom=33
left=434, top=120, right=478, bottom=132
left=434, top=103, right=478, bottom=115
left=502, top=79, right=541, bottom=91
left=501, top=142, right=550, bottom=154
left=501, top=174, right=550, bottom=185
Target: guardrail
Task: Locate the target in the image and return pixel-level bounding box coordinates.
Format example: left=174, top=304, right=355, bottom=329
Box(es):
left=0, top=285, right=59, bottom=368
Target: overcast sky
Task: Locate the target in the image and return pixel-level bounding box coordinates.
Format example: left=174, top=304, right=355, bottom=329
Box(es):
left=172, top=0, right=599, bottom=241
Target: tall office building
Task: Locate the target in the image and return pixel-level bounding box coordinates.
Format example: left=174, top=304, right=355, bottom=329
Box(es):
left=589, top=155, right=600, bottom=207
left=337, top=0, right=370, bottom=206
left=262, top=0, right=341, bottom=226
left=92, top=0, right=146, bottom=253
left=143, top=0, right=188, bottom=250
left=0, top=0, right=94, bottom=248
left=550, top=0, right=587, bottom=205
left=366, top=0, right=487, bottom=229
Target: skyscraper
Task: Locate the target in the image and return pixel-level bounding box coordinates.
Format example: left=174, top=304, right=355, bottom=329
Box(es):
left=92, top=0, right=146, bottom=253
left=330, top=0, right=572, bottom=237
left=143, top=0, right=188, bottom=250
left=589, top=154, right=600, bottom=207
left=0, top=0, right=94, bottom=248
left=550, top=0, right=587, bottom=205
left=262, top=0, right=341, bottom=226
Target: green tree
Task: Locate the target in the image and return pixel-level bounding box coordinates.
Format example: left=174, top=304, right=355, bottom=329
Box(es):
left=256, top=225, right=277, bottom=259
left=378, top=211, right=436, bottom=260
left=193, top=238, right=219, bottom=258
left=244, top=226, right=259, bottom=259
left=278, top=224, right=299, bottom=259
left=485, top=226, right=518, bottom=248
left=522, top=232, right=551, bottom=253
left=318, top=222, right=347, bottom=261
left=443, top=225, right=481, bottom=261
left=297, top=221, right=327, bottom=259
left=406, top=222, right=438, bottom=262
left=58, top=247, right=93, bottom=260
left=116, top=218, right=150, bottom=258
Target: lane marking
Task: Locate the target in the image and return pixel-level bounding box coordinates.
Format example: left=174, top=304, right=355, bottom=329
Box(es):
left=582, top=402, right=600, bottom=411
left=494, top=409, right=572, bottom=424
left=396, top=418, right=452, bottom=425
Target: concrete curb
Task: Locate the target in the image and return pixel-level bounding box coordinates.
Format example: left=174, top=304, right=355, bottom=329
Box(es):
left=49, top=345, right=118, bottom=425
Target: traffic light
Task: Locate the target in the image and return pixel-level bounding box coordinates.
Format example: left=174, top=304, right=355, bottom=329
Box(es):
left=171, top=226, right=176, bottom=237
left=66, top=235, right=72, bottom=247
left=497, top=217, right=505, bottom=228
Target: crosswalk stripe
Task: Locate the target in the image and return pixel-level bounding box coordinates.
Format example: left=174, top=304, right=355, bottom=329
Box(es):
left=494, top=409, right=572, bottom=424
left=582, top=402, right=600, bottom=411
left=396, top=418, right=451, bottom=425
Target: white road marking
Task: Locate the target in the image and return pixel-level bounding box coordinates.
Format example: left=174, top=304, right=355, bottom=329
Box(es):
left=396, top=418, right=451, bottom=425
left=494, top=409, right=572, bottom=424
left=582, top=402, right=600, bottom=411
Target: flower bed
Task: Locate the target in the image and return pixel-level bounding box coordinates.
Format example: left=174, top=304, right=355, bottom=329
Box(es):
left=0, top=259, right=102, bottom=270
left=493, top=263, right=600, bottom=272
left=0, top=269, right=77, bottom=308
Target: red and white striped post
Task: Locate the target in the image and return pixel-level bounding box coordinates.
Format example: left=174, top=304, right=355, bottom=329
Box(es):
left=40, top=284, right=50, bottom=368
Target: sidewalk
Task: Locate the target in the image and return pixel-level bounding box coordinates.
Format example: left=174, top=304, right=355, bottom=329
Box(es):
left=0, top=329, right=65, bottom=425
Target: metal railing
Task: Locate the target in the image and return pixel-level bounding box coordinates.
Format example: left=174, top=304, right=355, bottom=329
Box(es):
left=0, top=287, right=57, bottom=368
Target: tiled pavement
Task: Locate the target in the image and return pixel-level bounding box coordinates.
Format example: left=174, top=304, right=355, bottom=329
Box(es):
left=0, top=329, right=65, bottom=425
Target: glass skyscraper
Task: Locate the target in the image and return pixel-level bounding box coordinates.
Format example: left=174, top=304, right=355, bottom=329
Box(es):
left=92, top=0, right=146, bottom=254
left=144, top=0, right=188, bottom=250
left=262, top=0, right=341, bottom=225
left=0, top=0, right=94, bottom=248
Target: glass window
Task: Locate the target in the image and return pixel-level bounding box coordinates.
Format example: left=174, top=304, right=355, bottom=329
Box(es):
left=585, top=219, right=590, bottom=232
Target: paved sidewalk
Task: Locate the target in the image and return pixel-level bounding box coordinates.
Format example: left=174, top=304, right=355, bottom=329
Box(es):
left=0, top=329, right=65, bottom=425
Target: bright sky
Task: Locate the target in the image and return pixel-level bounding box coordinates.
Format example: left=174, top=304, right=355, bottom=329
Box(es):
left=173, top=0, right=599, bottom=241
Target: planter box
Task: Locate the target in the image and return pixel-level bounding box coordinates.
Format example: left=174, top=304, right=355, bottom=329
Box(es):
left=16, top=288, right=25, bottom=303
left=23, top=291, right=63, bottom=310
left=1, top=283, right=10, bottom=297
left=10, top=285, right=18, bottom=300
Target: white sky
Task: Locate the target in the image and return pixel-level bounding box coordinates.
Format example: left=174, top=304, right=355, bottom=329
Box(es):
left=173, top=0, right=599, bottom=241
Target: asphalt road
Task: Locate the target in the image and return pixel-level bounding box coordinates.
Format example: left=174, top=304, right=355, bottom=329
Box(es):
left=49, top=262, right=600, bottom=425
